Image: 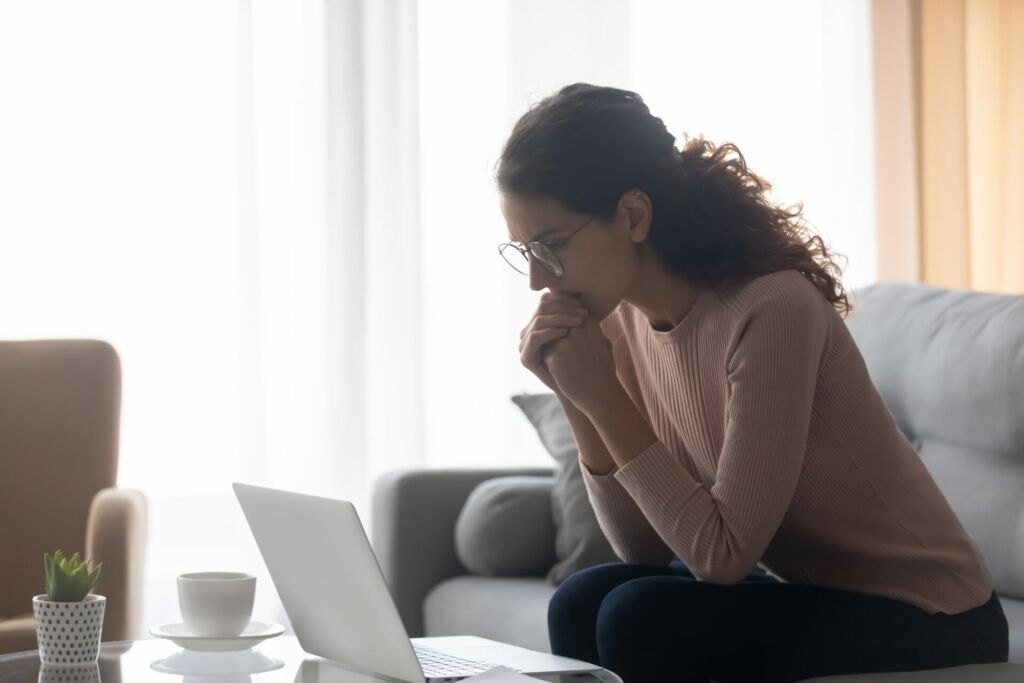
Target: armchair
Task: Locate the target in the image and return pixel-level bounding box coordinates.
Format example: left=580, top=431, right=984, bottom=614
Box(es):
left=0, top=340, right=147, bottom=655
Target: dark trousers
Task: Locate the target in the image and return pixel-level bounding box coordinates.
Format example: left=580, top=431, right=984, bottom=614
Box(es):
left=548, top=561, right=1009, bottom=682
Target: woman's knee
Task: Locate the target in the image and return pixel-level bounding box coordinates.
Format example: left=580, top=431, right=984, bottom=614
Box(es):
left=595, top=578, right=668, bottom=642
left=547, top=562, right=636, bottom=660
left=594, top=577, right=706, bottom=680
left=595, top=576, right=725, bottom=649
left=548, top=561, right=681, bottom=628
left=548, top=562, right=629, bottom=623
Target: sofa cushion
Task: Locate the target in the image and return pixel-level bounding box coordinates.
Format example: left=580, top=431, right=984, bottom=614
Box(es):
left=1001, top=595, right=1024, bottom=664
left=423, top=575, right=556, bottom=653
left=511, top=393, right=620, bottom=584
left=845, top=283, right=1024, bottom=601
left=455, top=476, right=557, bottom=577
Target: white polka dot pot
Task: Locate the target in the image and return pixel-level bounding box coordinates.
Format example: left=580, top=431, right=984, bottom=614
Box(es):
left=32, top=595, right=105, bottom=666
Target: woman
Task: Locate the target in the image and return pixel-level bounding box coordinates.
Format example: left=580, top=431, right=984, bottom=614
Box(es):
left=495, top=83, right=1008, bottom=682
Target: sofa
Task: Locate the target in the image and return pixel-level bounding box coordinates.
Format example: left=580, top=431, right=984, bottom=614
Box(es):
left=370, top=281, right=1024, bottom=681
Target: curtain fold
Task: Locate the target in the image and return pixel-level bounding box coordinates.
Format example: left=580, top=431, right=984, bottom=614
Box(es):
left=871, top=0, right=921, bottom=284
left=238, top=0, right=423, bottom=504
left=138, top=0, right=425, bottom=632
left=873, top=0, right=1024, bottom=292
left=961, top=0, right=1024, bottom=293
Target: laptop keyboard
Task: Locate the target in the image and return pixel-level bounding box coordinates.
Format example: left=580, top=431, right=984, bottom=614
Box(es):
left=413, top=645, right=521, bottom=679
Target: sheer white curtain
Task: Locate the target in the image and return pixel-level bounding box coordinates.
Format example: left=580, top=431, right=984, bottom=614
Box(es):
left=0, top=0, right=874, bottom=636
left=0, top=0, right=424, bottom=632
left=229, top=0, right=424, bottom=630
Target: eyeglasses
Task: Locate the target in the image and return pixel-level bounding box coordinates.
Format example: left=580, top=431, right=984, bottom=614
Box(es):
left=498, top=216, right=596, bottom=278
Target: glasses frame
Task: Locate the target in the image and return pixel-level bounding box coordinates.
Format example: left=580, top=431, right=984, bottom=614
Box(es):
left=498, top=215, right=597, bottom=278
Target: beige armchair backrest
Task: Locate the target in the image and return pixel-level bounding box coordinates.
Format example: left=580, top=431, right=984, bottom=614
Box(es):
left=0, top=339, right=144, bottom=650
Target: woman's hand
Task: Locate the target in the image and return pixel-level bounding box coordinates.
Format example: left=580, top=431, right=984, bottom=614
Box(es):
left=519, top=291, right=588, bottom=395
left=542, top=308, right=623, bottom=418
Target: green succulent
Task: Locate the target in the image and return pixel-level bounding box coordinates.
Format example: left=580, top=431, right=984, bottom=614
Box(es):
left=43, top=550, right=103, bottom=602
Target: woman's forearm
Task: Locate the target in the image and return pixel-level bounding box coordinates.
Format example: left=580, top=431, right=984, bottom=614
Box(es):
left=556, top=391, right=618, bottom=475
left=581, top=387, right=660, bottom=471
left=556, top=389, right=676, bottom=567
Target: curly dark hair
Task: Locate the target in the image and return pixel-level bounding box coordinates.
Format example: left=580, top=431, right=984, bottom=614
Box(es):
left=495, top=83, right=852, bottom=318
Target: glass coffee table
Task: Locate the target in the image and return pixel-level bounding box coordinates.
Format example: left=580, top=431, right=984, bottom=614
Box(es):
left=0, top=636, right=624, bottom=682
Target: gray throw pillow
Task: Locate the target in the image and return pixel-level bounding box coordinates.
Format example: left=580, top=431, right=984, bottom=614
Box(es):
left=454, top=476, right=558, bottom=577
left=511, top=393, right=619, bottom=584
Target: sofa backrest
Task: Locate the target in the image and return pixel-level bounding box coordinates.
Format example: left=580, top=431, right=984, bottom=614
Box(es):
left=845, top=282, right=1024, bottom=600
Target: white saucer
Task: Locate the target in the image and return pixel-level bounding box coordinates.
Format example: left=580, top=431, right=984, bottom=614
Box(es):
left=149, top=621, right=285, bottom=652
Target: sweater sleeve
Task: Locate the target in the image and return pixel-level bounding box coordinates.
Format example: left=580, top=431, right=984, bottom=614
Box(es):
left=610, top=281, right=829, bottom=584
left=577, top=307, right=676, bottom=566
left=580, top=460, right=676, bottom=566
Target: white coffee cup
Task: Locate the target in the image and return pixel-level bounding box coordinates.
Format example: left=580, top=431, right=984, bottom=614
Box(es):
left=177, top=572, right=256, bottom=637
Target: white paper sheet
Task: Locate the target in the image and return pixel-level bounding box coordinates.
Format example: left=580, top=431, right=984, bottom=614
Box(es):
left=460, top=666, right=545, bottom=681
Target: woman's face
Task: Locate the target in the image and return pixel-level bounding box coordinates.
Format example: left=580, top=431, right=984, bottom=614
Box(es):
left=500, top=192, right=648, bottom=321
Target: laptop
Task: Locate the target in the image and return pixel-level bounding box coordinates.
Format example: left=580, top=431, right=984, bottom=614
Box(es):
left=233, top=482, right=603, bottom=682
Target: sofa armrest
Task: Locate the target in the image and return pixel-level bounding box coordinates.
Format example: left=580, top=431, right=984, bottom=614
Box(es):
left=85, top=487, right=147, bottom=642
left=371, top=467, right=555, bottom=637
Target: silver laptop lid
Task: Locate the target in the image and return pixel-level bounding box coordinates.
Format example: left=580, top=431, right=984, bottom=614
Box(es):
left=233, top=482, right=425, bottom=683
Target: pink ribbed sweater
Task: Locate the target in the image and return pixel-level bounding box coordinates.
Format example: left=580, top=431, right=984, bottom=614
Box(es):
left=583, top=269, right=993, bottom=615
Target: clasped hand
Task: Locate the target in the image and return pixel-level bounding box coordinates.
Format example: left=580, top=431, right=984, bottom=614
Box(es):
left=519, top=291, right=623, bottom=417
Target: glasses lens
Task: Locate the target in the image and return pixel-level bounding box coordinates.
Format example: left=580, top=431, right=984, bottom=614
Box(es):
left=500, top=243, right=529, bottom=275
left=499, top=243, right=562, bottom=276
left=530, top=244, right=562, bottom=276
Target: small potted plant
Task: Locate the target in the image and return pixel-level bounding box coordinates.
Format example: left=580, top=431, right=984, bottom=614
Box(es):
left=32, top=550, right=105, bottom=666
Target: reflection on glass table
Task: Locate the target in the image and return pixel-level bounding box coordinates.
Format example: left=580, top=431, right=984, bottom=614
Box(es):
left=0, top=637, right=623, bottom=683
